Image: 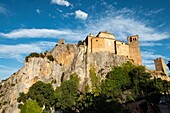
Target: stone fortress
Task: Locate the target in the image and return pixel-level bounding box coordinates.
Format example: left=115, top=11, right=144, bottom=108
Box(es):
left=84, top=31, right=142, bottom=65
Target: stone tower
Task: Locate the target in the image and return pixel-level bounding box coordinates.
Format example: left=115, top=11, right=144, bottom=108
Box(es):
left=154, top=57, right=168, bottom=76
left=127, top=35, right=142, bottom=65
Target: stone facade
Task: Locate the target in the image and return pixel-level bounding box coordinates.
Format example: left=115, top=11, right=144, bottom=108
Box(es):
left=154, top=57, right=168, bottom=76
left=85, top=31, right=142, bottom=65
left=115, top=41, right=129, bottom=58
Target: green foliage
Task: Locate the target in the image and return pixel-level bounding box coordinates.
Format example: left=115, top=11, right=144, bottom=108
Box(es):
left=20, top=99, right=42, bottom=113
left=25, top=52, right=55, bottom=62
left=29, top=52, right=40, bottom=57
left=89, top=68, right=100, bottom=95
left=54, top=74, right=79, bottom=111
left=16, top=62, right=167, bottom=112
left=107, top=67, right=131, bottom=90
left=85, top=84, right=90, bottom=93
left=25, top=52, right=42, bottom=62
left=101, top=79, right=121, bottom=98
left=27, top=81, right=55, bottom=110
left=17, top=92, right=27, bottom=103
left=129, top=66, right=152, bottom=95
left=51, top=79, right=56, bottom=84
left=101, top=62, right=135, bottom=99
left=77, top=40, right=84, bottom=47
left=47, top=55, right=55, bottom=61
left=77, top=94, right=129, bottom=113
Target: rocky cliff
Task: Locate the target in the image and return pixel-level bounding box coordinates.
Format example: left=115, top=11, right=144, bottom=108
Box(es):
left=0, top=43, right=131, bottom=113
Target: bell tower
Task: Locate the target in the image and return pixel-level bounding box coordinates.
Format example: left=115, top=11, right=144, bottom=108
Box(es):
left=127, top=35, right=142, bottom=65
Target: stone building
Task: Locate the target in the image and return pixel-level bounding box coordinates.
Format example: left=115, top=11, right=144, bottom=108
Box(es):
left=84, top=31, right=142, bottom=65
left=154, top=57, right=168, bottom=76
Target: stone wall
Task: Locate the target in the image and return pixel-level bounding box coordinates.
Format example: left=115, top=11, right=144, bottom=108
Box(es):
left=115, top=41, right=129, bottom=57
left=91, top=37, right=115, bottom=53
left=154, top=57, right=168, bottom=76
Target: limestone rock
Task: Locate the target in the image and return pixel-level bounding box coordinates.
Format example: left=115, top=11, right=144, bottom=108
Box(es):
left=0, top=43, right=131, bottom=113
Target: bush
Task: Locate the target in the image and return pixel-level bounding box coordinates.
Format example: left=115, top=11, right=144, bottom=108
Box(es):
left=77, top=40, right=84, bottom=47
left=47, top=55, right=55, bottom=62
left=25, top=52, right=55, bottom=62
left=25, top=52, right=40, bottom=62
left=20, top=100, right=42, bottom=113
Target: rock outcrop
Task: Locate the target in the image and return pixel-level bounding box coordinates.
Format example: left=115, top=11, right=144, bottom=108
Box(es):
left=0, top=43, right=131, bottom=113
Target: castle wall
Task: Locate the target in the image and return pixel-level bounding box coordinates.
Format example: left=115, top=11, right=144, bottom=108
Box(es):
left=91, top=37, right=115, bottom=53
left=127, top=35, right=142, bottom=65
left=115, top=41, right=129, bottom=57
left=154, top=57, right=168, bottom=76
left=85, top=32, right=142, bottom=66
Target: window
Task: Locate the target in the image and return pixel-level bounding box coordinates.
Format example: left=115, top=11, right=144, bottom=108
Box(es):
left=96, top=40, right=98, bottom=42
left=130, top=37, right=132, bottom=42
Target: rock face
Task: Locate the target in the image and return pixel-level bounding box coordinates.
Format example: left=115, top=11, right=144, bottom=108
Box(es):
left=0, top=43, right=131, bottom=113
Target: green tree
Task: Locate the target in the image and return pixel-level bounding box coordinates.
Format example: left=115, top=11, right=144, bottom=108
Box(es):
left=17, top=92, right=27, bottom=103
left=129, top=66, right=152, bottom=95
left=54, top=73, right=79, bottom=111
left=101, top=62, right=134, bottom=98
left=89, top=68, right=100, bottom=95
left=27, top=81, right=55, bottom=110
left=21, top=99, right=42, bottom=113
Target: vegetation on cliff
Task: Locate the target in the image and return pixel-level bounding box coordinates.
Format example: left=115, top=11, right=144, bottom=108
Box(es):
left=25, top=52, right=55, bottom=62
left=17, top=62, right=168, bottom=113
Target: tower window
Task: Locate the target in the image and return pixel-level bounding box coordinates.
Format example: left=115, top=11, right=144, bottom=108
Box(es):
left=96, top=40, right=98, bottom=42
left=130, top=37, right=132, bottom=42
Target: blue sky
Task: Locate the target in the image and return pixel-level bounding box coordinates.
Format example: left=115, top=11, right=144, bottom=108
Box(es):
left=0, top=0, right=170, bottom=80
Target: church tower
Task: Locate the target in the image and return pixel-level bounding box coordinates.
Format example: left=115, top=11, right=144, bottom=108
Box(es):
left=127, top=35, right=142, bottom=65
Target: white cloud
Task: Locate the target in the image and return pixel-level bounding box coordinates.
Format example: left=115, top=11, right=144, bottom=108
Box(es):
left=0, top=41, right=56, bottom=62
left=36, top=9, right=41, bottom=14
left=51, top=0, right=70, bottom=7
left=0, top=65, right=18, bottom=81
left=0, top=29, right=78, bottom=39
left=84, top=15, right=169, bottom=41
left=141, top=51, right=169, bottom=71
left=56, top=8, right=63, bottom=13
left=0, top=4, right=10, bottom=16
left=140, top=42, right=162, bottom=47
left=144, top=8, right=164, bottom=16
left=78, top=7, right=170, bottom=42
left=75, top=10, right=88, bottom=20
left=62, top=12, right=74, bottom=18
left=141, top=51, right=168, bottom=61
left=0, top=7, right=169, bottom=43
